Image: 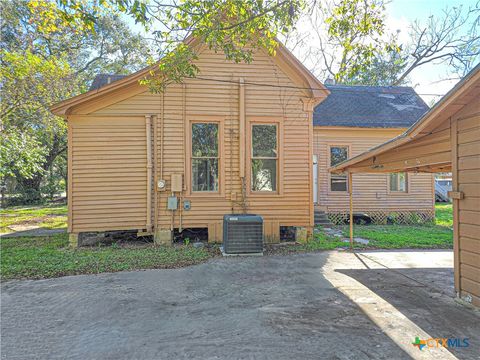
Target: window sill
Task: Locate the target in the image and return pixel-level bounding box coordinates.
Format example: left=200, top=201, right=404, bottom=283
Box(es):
left=248, top=191, right=281, bottom=197
left=327, top=191, right=349, bottom=195
left=187, top=192, right=224, bottom=198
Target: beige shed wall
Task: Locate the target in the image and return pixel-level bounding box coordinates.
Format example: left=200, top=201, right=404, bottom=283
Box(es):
left=453, top=99, right=480, bottom=307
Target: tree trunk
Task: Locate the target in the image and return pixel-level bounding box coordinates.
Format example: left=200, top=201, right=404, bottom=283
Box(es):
left=17, top=175, right=43, bottom=203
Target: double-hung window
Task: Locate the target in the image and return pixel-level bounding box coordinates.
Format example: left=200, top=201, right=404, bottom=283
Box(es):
left=191, top=123, right=219, bottom=192
left=251, top=124, right=278, bottom=192
left=330, top=146, right=348, bottom=191
left=389, top=172, right=407, bottom=192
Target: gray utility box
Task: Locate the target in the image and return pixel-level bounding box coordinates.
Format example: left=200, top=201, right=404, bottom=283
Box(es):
left=223, top=214, right=263, bottom=255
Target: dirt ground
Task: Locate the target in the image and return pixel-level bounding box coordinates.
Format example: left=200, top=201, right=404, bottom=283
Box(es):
left=1, top=250, right=478, bottom=360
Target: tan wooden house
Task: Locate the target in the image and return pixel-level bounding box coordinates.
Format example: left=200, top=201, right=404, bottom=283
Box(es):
left=51, top=38, right=434, bottom=245
left=331, top=64, right=480, bottom=307
left=52, top=38, right=329, bottom=245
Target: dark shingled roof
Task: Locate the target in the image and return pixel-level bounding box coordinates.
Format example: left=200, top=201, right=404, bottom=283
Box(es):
left=313, top=85, right=429, bottom=128
left=89, top=74, right=127, bottom=91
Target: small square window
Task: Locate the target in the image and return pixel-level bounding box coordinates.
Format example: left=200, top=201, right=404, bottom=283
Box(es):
left=390, top=172, right=407, bottom=192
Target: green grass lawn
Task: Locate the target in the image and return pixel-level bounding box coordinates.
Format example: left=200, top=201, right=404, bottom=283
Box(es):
left=341, top=224, right=452, bottom=249
left=0, top=202, right=454, bottom=280
left=435, top=202, right=453, bottom=227
left=0, top=233, right=215, bottom=280
left=338, top=203, right=453, bottom=249
left=0, top=204, right=67, bottom=233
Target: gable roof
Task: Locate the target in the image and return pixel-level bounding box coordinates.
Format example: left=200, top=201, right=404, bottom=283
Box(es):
left=313, top=85, right=429, bottom=128
left=51, top=37, right=328, bottom=117
left=89, top=74, right=127, bottom=91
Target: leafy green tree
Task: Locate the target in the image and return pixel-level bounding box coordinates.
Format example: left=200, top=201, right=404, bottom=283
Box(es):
left=325, top=0, right=400, bottom=83
left=33, top=0, right=305, bottom=91
left=0, top=131, right=47, bottom=180
left=299, top=0, right=400, bottom=84
left=0, top=49, right=77, bottom=203
left=1, top=0, right=151, bottom=204
left=345, top=42, right=406, bottom=85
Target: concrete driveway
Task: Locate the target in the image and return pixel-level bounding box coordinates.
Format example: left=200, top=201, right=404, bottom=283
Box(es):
left=2, top=250, right=479, bottom=360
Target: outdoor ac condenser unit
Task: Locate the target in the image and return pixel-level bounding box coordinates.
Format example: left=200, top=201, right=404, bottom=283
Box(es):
left=223, top=214, right=263, bottom=255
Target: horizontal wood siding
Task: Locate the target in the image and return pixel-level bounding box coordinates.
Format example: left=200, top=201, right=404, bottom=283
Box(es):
left=313, top=128, right=434, bottom=212
left=83, top=46, right=313, bottom=237
left=456, top=102, right=480, bottom=306
left=69, top=116, right=148, bottom=232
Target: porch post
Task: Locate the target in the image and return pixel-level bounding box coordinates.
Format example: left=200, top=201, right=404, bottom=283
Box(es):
left=348, top=171, right=353, bottom=251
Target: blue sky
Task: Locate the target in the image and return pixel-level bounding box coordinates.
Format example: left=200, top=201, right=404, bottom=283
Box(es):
left=385, top=0, right=478, bottom=103
left=389, top=0, right=474, bottom=19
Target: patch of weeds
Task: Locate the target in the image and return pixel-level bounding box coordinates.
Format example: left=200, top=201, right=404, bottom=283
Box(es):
left=298, top=231, right=350, bottom=251
left=266, top=230, right=355, bottom=255
left=1, top=233, right=217, bottom=280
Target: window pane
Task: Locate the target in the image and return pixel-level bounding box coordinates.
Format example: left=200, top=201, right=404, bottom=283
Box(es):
left=252, top=125, right=277, bottom=157
left=330, top=146, right=348, bottom=166
left=390, top=173, right=398, bottom=191
left=251, top=159, right=277, bottom=191
left=390, top=172, right=406, bottom=192
left=192, top=123, right=218, bottom=157
left=331, top=174, right=347, bottom=191
left=398, top=172, right=406, bottom=192
left=192, top=159, right=218, bottom=191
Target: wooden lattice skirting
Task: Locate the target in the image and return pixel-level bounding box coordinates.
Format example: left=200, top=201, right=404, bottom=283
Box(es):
left=327, top=210, right=435, bottom=225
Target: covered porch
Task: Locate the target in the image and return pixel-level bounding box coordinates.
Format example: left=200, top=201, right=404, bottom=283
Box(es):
left=330, top=64, right=480, bottom=307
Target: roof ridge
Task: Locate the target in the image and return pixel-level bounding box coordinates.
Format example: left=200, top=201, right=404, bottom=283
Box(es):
left=326, top=84, right=415, bottom=91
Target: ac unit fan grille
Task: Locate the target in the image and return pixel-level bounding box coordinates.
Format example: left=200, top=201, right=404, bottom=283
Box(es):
left=223, top=215, right=263, bottom=254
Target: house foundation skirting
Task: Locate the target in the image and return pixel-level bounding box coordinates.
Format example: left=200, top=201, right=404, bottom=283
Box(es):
left=327, top=210, right=435, bottom=225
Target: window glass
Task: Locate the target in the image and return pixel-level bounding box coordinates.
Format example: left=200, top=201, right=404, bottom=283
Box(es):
left=252, top=159, right=277, bottom=191
left=331, top=174, right=348, bottom=191
left=330, top=146, right=348, bottom=166
left=192, top=123, right=218, bottom=157
left=192, top=159, right=218, bottom=191
left=252, top=125, right=277, bottom=157
left=192, top=123, right=219, bottom=192
left=330, top=146, right=348, bottom=191
left=251, top=124, right=278, bottom=192
left=390, top=172, right=407, bottom=192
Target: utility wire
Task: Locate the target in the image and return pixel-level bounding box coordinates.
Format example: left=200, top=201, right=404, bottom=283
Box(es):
left=188, top=76, right=446, bottom=97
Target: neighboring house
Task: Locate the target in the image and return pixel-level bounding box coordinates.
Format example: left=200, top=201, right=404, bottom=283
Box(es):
left=330, top=64, right=480, bottom=307
left=435, top=173, right=452, bottom=202
left=51, top=38, right=433, bottom=245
